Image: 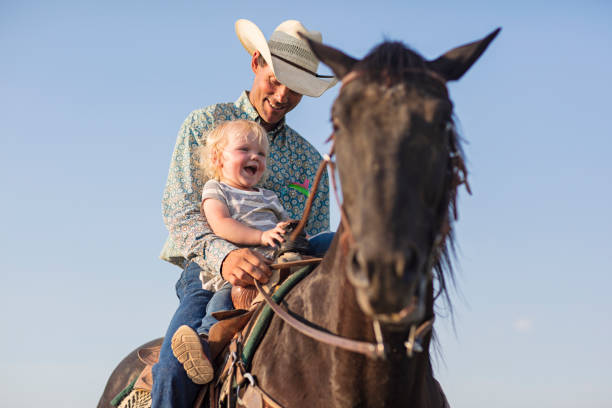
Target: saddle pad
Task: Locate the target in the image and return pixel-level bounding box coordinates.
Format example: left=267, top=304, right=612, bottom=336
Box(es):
left=110, top=377, right=137, bottom=406
left=240, top=264, right=315, bottom=368
left=116, top=389, right=151, bottom=408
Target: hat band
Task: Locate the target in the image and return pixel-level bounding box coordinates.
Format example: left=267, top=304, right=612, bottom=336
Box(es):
left=271, top=53, right=335, bottom=79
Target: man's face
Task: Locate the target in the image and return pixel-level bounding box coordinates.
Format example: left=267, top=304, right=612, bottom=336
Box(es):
left=249, top=52, right=303, bottom=130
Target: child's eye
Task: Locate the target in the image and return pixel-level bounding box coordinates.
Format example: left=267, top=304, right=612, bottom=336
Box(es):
left=258, top=152, right=266, bottom=157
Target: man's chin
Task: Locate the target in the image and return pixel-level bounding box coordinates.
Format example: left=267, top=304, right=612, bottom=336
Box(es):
left=262, top=113, right=284, bottom=127
left=265, top=103, right=287, bottom=118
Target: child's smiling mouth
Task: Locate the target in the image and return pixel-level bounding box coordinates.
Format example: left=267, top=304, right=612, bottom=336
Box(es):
left=244, top=165, right=258, bottom=175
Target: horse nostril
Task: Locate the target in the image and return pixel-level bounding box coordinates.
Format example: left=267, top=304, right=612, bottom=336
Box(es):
left=395, top=258, right=405, bottom=278
left=407, top=247, right=419, bottom=271
left=347, top=249, right=370, bottom=288
left=395, top=247, right=419, bottom=278
left=351, top=250, right=360, bottom=269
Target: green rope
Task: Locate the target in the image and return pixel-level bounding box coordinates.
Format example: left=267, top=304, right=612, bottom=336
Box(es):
left=241, top=265, right=315, bottom=367
left=110, top=376, right=138, bottom=406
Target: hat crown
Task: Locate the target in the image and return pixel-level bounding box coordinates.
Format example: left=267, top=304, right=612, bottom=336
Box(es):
left=235, top=18, right=337, bottom=97
left=273, top=20, right=322, bottom=42
left=269, top=31, right=319, bottom=73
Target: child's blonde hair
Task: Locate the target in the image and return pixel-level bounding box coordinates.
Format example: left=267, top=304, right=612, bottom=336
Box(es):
left=200, top=119, right=269, bottom=181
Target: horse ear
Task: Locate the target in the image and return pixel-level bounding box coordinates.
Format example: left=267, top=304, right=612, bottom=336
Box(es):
left=300, top=33, right=358, bottom=79
left=427, top=27, right=501, bottom=81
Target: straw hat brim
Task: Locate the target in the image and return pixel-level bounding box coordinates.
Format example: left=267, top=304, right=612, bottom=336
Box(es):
left=235, top=19, right=337, bottom=97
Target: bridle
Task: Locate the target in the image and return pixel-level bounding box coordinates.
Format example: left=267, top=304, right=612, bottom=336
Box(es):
left=255, top=68, right=468, bottom=360
left=208, top=68, right=468, bottom=408
left=261, top=138, right=435, bottom=359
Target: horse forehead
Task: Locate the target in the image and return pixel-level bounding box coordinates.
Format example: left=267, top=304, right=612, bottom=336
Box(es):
left=337, top=81, right=448, bottom=126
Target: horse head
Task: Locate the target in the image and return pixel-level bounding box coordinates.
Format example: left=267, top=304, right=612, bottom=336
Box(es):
left=305, top=29, right=500, bottom=330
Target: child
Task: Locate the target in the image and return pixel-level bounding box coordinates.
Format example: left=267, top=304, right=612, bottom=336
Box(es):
left=199, top=119, right=291, bottom=255
left=171, top=119, right=291, bottom=385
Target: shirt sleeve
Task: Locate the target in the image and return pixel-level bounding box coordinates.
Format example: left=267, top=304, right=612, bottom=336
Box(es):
left=201, top=180, right=228, bottom=206
left=161, top=111, right=238, bottom=279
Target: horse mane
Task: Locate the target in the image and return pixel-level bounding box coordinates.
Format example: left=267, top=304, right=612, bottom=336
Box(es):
left=433, top=120, right=462, bottom=320
left=355, top=41, right=449, bottom=98
left=359, top=41, right=427, bottom=75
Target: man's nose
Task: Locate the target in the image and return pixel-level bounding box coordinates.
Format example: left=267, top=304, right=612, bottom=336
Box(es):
left=273, top=85, right=290, bottom=104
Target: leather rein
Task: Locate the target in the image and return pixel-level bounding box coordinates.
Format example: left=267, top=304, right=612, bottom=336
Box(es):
left=215, top=68, right=468, bottom=408
left=260, top=134, right=435, bottom=359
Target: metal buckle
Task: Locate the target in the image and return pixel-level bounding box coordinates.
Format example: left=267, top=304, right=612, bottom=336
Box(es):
left=404, top=324, right=423, bottom=357
left=236, top=373, right=257, bottom=405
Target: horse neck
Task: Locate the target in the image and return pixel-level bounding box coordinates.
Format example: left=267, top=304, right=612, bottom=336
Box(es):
left=318, top=224, right=437, bottom=407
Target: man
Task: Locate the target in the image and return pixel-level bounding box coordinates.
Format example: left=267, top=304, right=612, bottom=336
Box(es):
left=153, top=19, right=337, bottom=407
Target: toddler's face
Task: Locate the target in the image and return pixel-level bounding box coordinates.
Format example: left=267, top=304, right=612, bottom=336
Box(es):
left=219, top=132, right=267, bottom=190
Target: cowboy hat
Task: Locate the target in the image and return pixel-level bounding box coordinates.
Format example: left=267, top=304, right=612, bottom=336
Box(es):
left=235, top=19, right=337, bottom=97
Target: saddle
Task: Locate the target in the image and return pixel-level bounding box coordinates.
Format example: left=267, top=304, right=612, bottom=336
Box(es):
left=111, top=226, right=319, bottom=408
left=205, top=264, right=317, bottom=408
left=231, top=220, right=311, bottom=310
left=112, top=263, right=316, bottom=408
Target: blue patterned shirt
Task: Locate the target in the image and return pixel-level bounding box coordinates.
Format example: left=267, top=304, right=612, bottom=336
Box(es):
left=160, top=91, right=330, bottom=290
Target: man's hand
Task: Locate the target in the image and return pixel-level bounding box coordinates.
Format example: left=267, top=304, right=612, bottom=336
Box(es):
left=221, top=248, right=272, bottom=287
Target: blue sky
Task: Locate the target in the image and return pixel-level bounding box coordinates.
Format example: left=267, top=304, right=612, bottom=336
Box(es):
left=1, top=1, right=610, bottom=407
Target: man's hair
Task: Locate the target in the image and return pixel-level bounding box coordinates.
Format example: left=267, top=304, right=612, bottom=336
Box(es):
left=200, top=119, right=269, bottom=181
left=256, top=53, right=267, bottom=67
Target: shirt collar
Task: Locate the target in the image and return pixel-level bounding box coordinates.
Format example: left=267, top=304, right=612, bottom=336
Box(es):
left=235, top=91, right=287, bottom=142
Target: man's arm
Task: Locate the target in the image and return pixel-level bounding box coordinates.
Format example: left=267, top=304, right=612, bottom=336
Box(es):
left=220, top=248, right=271, bottom=286
left=162, top=110, right=239, bottom=270
left=162, top=110, right=272, bottom=285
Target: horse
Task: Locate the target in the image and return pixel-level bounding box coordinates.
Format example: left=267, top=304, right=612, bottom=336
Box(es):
left=98, top=28, right=499, bottom=408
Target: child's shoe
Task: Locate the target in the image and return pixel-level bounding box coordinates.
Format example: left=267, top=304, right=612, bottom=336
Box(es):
left=171, top=325, right=214, bottom=384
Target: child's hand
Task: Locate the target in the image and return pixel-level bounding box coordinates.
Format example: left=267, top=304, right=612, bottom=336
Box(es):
left=260, top=221, right=290, bottom=247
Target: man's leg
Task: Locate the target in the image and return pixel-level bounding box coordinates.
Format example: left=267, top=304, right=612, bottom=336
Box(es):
left=170, top=282, right=234, bottom=385
left=151, top=261, right=212, bottom=408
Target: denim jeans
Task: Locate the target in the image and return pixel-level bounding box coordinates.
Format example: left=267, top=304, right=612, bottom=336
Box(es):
left=197, top=282, right=233, bottom=336
left=151, top=261, right=215, bottom=408
left=309, top=231, right=335, bottom=257
left=151, top=233, right=334, bottom=407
